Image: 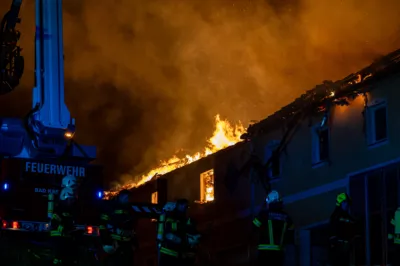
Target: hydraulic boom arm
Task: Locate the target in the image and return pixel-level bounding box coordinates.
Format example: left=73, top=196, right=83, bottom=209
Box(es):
left=0, top=0, right=95, bottom=159
left=30, top=0, right=74, bottom=145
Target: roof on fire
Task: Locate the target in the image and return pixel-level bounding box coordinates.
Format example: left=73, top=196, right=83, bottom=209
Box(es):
left=244, top=48, right=400, bottom=139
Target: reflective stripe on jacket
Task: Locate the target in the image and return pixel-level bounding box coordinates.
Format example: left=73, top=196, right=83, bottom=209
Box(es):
left=253, top=209, right=292, bottom=251
left=99, top=204, right=136, bottom=245
left=329, top=207, right=356, bottom=243
left=158, top=213, right=193, bottom=257
left=50, top=212, right=74, bottom=238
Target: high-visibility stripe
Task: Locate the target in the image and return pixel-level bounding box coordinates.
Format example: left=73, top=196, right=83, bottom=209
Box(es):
left=268, top=220, right=274, bottom=245
left=157, top=214, right=165, bottom=241
left=258, top=244, right=281, bottom=251
left=253, top=218, right=262, bottom=227
left=52, top=214, right=61, bottom=222
left=50, top=231, right=62, bottom=237
left=48, top=194, right=54, bottom=219
left=100, top=214, right=110, bottom=221
left=171, top=222, right=177, bottom=231
left=114, top=209, right=128, bottom=214
left=57, top=225, right=64, bottom=232
left=160, top=247, right=178, bottom=257
left=159, top=214, right=165, bottom=222
left=111, top=234, right=131, bottom=241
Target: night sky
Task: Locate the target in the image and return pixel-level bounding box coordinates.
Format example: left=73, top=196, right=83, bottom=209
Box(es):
left=0, top=0, right=399, bottom=188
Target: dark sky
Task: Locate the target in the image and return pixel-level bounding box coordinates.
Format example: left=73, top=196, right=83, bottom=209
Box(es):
left=0, top=0, right=400, bottom=188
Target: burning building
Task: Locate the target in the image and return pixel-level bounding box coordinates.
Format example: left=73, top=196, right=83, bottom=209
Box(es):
left=112, top=48, right=400, bottom=265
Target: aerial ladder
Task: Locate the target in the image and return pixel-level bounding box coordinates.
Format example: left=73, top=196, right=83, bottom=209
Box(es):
left=0, top=0, right=95, bottom=159
left=0, top=0, right=161, bottom=242
left=0, top=0, right=105, bottom=238
left=0, top=1, right=105, bottom=263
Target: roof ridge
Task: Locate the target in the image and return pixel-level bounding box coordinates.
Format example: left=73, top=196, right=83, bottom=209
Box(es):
left=246, top=48, right=400, bottom=137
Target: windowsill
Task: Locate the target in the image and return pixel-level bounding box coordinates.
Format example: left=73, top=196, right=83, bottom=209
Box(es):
left=312, top=160, right=328, bottom=169
left=367, top=139, right=388, bottom=150
left=194, top=200, right=215, bottom=205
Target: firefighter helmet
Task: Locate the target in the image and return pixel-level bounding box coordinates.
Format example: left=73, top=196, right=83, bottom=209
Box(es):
left=266, top=190, right=281, bottom=204
left=61, top=175, right=77, bottom=188
left=59, top=187, right=75, bottom=201
left=336, top=192, right=351, bottom=206
left=103, top=245, right=116, bottom=254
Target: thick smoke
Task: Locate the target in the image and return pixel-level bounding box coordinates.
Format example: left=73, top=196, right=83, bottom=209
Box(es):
left=0, top=0, right=399, bottom=187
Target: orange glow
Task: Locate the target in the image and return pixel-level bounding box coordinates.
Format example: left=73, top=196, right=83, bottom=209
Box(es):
left=335, top=94, right=366, bottom=114
left=12, top=221, right=18, bottom=229
left=105, top=115, right=245, bottom=198
left=87, top=226, right=93, bottom=234
left=200, top=169, right=215, bottom=203
left=334, top=104, right=348, bottom=114
left=2, top=221, right=7, bottom=228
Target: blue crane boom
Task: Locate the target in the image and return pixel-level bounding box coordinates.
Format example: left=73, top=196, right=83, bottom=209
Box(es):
left=0, top=0, right=96, bottom=160
left=33, top=0, right=70, bottom=134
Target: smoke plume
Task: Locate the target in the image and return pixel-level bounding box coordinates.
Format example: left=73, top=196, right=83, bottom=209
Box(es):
left=0, top=0, right=399, bottom=187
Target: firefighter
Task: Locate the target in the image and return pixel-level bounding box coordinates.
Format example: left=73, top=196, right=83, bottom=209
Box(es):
left=388, top=207, right=400, bottom=265
left=50, top=176, right=79, bottom=265
left=329, top=192, right=356, bottom=266
left=252, top=190, right=292, bottom=266
left=99, top=189, right=138, bottom=266
left=157, top=198, right=200, bottom=266
left=183, top=218, right=201, bottom=265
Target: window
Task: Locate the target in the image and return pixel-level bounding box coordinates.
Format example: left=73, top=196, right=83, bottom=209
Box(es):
left=151, top=191, right=158, bottom=204
left=311, top=125, right=330, bottom=166
left=200, top=169, right=214, bottom=203
left=266, top=140, right=281, bottom=179
left=366, top=101, right=388, bottom=146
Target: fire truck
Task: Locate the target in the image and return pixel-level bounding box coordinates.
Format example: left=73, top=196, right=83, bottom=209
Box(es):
left=0, top=0, right=104, bottom=263
left=0, top=1, right=165, bottom=264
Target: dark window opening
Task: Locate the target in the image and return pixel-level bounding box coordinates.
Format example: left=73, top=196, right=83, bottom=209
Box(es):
left=318, top=128, right=329, bottom=161
left=270, top=151, right=280, bottom=177
left=374, top=106, right=387, bottom=142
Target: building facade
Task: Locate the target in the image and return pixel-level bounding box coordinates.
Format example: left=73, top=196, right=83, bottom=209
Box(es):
left=131, top=49, right=400, bottom=266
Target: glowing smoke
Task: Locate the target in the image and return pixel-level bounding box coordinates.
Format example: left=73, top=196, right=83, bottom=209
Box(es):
left=0, top=0, right=399, bottom=186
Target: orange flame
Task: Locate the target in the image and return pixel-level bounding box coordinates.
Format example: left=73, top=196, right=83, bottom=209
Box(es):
left=105, top=115, right=246, bottom=198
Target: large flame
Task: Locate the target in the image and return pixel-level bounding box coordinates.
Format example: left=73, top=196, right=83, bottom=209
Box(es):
left=105, top=115, right=246, bottom=198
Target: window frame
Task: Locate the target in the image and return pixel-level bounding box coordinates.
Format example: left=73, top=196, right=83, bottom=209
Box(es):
left=200, top=169, right=215, bottom=203
left=366, top=99, right=389, bottom=148
left=266, top=140, right=282, bottom=180
left=311, top=124, right=330, bottom=168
